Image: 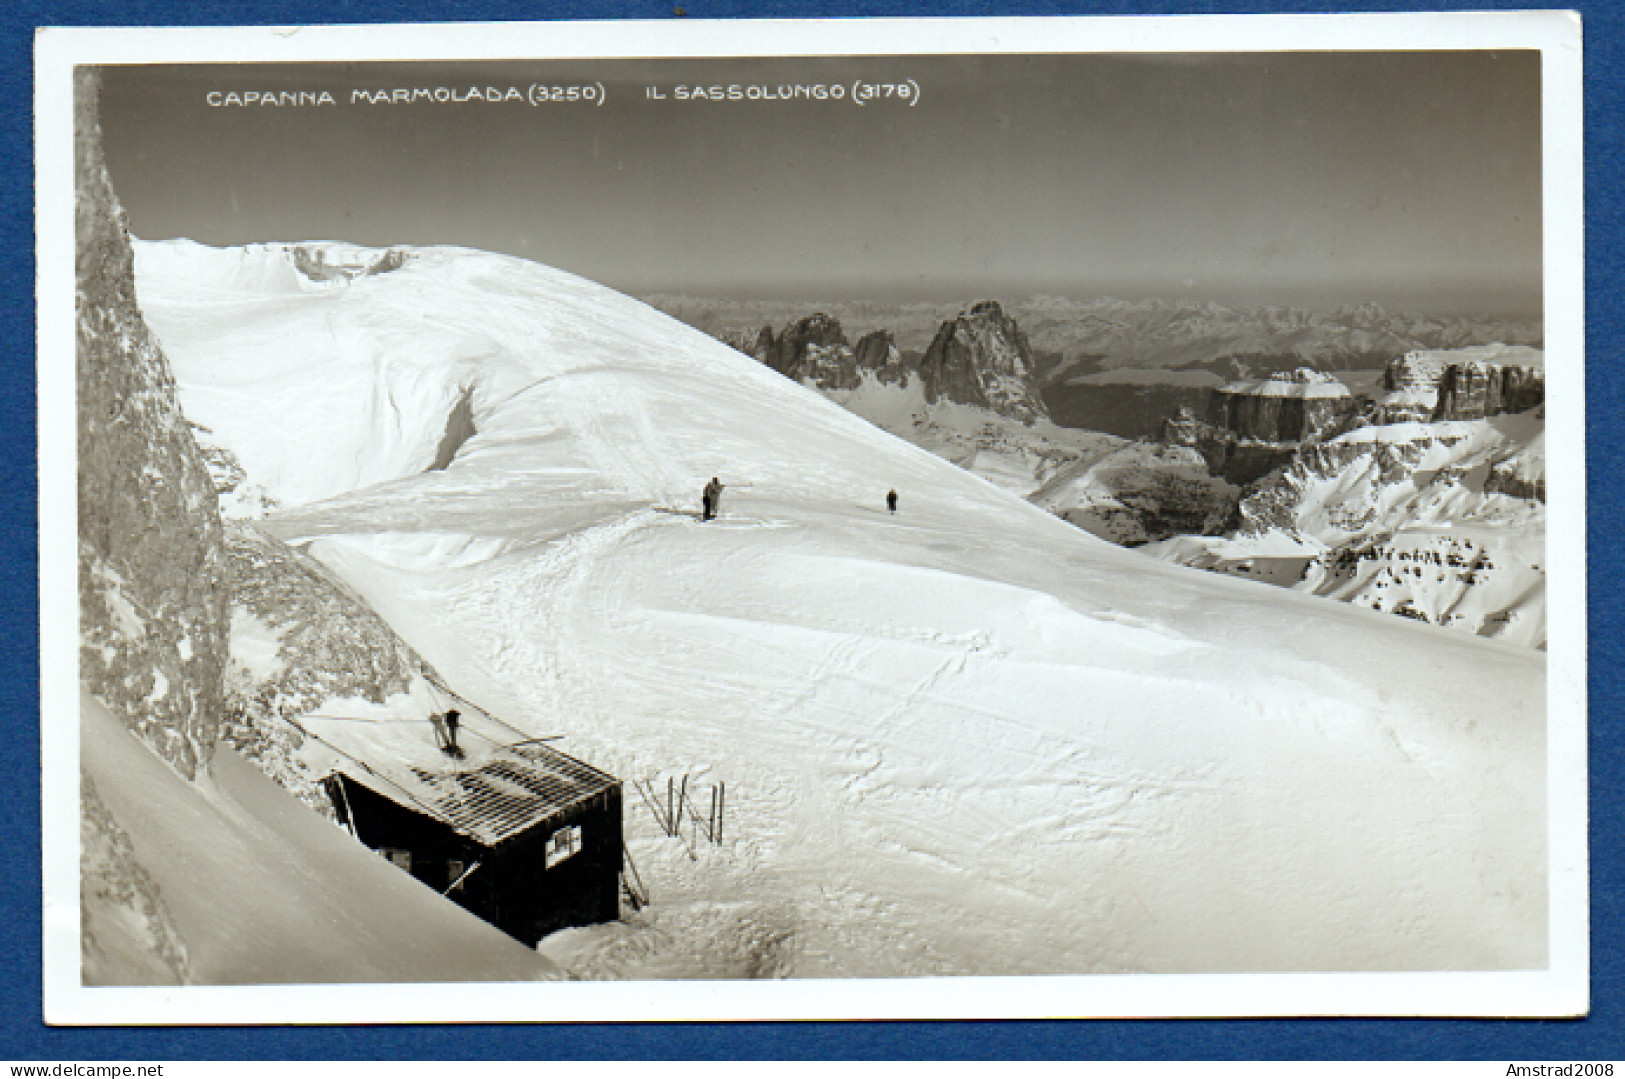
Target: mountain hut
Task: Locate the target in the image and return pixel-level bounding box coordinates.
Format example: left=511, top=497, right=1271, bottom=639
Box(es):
left=301, top=700, right=622, bottom=947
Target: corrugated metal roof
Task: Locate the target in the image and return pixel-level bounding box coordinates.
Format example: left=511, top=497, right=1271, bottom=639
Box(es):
left=396, top=744, right=616, bottom=847
left=297, top=690, right=618, bottom=848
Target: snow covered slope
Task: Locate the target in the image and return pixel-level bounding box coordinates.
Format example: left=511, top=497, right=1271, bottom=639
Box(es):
left=81, top=690, right=560, bottom=985
left=824, top=374, right=1125, bottom=497
left=136, top=240, right=1546, bottom=975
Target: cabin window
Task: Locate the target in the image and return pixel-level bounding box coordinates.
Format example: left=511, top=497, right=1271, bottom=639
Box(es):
left=545, top=824, right=582, bottom=868
left=380, top=847, right=413, bottom=872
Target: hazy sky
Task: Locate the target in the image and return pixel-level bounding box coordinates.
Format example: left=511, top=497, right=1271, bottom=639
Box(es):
left=97, top=51, right=1542, bottom=315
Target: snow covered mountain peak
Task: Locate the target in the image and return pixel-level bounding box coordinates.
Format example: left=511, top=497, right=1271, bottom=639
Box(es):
left=1220, top=367, right=1352, bottom=398
left=136, top=238, right=957, bottom=521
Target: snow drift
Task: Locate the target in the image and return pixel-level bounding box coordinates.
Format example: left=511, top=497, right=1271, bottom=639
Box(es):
left=134, top=239, right=1547, bottom=976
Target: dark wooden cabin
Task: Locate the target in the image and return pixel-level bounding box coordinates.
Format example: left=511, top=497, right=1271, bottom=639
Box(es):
left=312, top=715, right=622, bottom=947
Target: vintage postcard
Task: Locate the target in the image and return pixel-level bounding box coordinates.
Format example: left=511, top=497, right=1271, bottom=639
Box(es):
left=36, top=12, right=1586, bottom=1022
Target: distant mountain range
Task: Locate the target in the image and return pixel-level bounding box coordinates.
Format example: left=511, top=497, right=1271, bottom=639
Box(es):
left=692, top=292, right=1547, bottom=647
left=647, top=294, right=1541, bottom=440
left=645, top=293, right=1541, bottom=372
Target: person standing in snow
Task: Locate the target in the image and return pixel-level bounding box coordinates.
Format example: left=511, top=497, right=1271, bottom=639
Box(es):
left=886, top=488, right=898, bottom=514
left=702, top=477, right=724, bottom=521
left=444, top=708, right=461, bottom=751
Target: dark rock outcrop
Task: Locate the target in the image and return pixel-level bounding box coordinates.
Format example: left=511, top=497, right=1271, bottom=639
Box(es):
left=748, top=324, right=774, bottom=361
left=429, top=385, right=478, bottom=471
left=1160, top=405, right=1204, bottom=446
left=1380, top=349, right=1544, bottom=422
left=918, top=301, right=1048, bottom=423
left=718, top=325, right=771, bottom=360
left=1194, top=442, right=1301, bottom=488
left=1164, top=370, right=1360, bottom=485
left=759, top=313, right=862, bottom=390
left=1432, top=362, right=1545, bottom=421
left=77, top=68, right=230, bottom=779
left=853, top=329, right=912, bottom=386
left=1205, top=369, right=1361, bottom=443
left=734, top=318, right=918, bottom=392
left=1055, top=474, right=1239, bottom=547
left=1382, top=350, right=1446, bottom=396
left=289, top=245, right=409, bottom=282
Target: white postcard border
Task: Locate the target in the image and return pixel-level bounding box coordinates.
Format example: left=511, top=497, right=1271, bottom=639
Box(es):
left=36, top=10, right=1587, bottom=1023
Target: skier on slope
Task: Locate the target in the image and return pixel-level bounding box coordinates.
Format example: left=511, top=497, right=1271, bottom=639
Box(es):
left=702, top=476, right=724, bottom=521
left=886, top=488, right=898, bottom=514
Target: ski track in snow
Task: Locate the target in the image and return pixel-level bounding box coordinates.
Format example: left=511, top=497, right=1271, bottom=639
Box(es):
left=304, top=496, right=1541, bottom=977
left=139, top=239, right=1548, bottom=979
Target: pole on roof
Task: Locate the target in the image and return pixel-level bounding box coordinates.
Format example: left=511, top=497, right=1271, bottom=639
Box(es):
left=423, top=672, right=494, bottom=723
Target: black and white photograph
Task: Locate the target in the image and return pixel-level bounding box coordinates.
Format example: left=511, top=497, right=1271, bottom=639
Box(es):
left=37, top=12, right=1586, bottom=1021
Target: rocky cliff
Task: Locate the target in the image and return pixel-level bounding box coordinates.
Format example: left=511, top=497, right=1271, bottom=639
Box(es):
left=77, top=66, right=228, bottom=987
left=918, top=300, right=1049, bottom=424
left=711, top=302, right=1085, bottom=496
left=77, top=69, right=521, bottom=985
left=1163, top=368, right=1362, bottom=485
left=1433, top=361, right=1545, bottom=421
left=1205, top=368, right=1361, bottom=442
left=76, top=68, right=229, bottom=779
left=741, top=315, right=918, bottom=394
left=756, top=312, right=861, bottom=390
left=853, top=328, right=912, bottom=386
left=1379, top=345, right=1545, bottom=422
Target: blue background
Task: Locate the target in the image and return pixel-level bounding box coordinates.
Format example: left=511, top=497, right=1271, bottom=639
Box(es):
left=7, top=0, right=1618, bottom=1061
